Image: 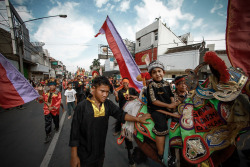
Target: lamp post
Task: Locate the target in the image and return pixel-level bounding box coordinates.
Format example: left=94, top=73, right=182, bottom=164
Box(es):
left=21, top=15, right=67, bottom=25
left=18, top=15, right=67, bottom=74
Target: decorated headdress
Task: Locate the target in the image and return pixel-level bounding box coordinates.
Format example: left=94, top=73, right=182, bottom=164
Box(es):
left=92, top=71, right=99, bottom=78
left=204, top=51, right=230, bottom=83
left=148, top=60, right=164, bottom=73
left=185, top=51, right=248, bottom=101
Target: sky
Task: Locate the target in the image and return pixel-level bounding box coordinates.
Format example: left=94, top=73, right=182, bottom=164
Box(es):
left=4, top=0, right=228, bottom=73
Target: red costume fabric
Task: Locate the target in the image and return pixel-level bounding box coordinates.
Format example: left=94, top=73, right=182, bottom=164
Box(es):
left=62, top=81, right=68, bottom=89
left=40, top=90, right=62, bottom=116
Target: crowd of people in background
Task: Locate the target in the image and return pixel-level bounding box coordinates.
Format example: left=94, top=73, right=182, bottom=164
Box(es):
left=31, top=69, right=185, bottom=166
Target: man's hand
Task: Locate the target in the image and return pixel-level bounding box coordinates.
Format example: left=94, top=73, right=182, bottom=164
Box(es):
left=138, top=113, right=151, bottom=124
left=38, top=95, right=43, bottom=101
left=48, top=106, right=54, bottom=111
left=70, top=155, right=80, bottom=167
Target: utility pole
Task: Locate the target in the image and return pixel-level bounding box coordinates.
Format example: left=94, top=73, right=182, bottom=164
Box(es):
left=151, top=44, right=154, bottom=62
left=5, top=0, right=24, bottom=74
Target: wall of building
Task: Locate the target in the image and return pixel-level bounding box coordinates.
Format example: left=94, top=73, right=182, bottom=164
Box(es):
left=135, top=20, right=186, bottom=63
left=105, top=58, right=114, bottom=71
left=217, top=54, right=231, bottom=68
left=159, top=49, right=200, bottom=77
left=158, top=22, right=185, bottom=56
left=135, top=21, right=159, bottom=53
left=8, top=59, right=19, bottom=70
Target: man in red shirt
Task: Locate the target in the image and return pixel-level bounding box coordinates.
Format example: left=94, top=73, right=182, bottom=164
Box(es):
left=39, top=78, right=62, bottom=143
left=62, top=78, right=68, bottom=91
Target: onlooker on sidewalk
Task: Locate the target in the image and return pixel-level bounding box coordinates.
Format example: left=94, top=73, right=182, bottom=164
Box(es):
left=64, top=82, right=77, bottom=119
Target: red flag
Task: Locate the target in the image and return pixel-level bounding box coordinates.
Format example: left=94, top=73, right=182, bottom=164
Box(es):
left=95, top=16, right=143, bottom=92
left=226, top=0, right=250, bottom=77
left=0, top=53, right=39, bottom=109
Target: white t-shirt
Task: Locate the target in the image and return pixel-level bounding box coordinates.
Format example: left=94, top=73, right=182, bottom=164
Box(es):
left=64, top=89, right=77, bottom=102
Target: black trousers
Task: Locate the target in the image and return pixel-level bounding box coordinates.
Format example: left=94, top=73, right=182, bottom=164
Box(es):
left=82, top=157, right=104, bottom=167
left=45, top=113, right=59, bottom=135
left=125, top=138, right=133, bottom=149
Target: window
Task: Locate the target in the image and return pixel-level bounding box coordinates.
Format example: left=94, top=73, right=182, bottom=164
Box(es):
left=155, top=31, right=158, bottom=41
left=138, top=39, right=141, bottom=47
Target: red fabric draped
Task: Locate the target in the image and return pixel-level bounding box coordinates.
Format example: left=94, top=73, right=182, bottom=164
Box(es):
left=226, top=0, right=250, bottom=77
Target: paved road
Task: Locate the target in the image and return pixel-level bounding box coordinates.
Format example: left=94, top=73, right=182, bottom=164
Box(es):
left=0, top=92, right=249, bottom=167
left=0, top=100, right=51, bottom=166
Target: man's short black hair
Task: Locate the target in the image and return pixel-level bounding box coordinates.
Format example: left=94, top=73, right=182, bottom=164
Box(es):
left=122, top=77, right=129, bottom=81
left=92, top=76, right=111, bottom=88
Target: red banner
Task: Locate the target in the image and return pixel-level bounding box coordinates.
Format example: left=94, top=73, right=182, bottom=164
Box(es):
left=135, top=48, right=157, bottom=65
left=226, top=0, right=250, bottom=77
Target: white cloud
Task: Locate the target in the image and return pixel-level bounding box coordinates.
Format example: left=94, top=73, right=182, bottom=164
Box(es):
left=134, top=0, right=194, bottom=32
left=192, top=18, right=203, bottom=29
left=194, top=32, right=226, bottom=50
left=210, top=3, right=223, bottom=13
left=95, top=0, right=109, bottom=8
left=15, top=6, right=35, bottom=30
left=97, top=3, right=115, bottom=12
left=167, top=0, right=184, bottom=9
left=119, top=0, right=130, bottom=12
left=49, top=0, right=56, bottom=4
left=34, top=2, right=96, bottom=72
left=217, top=11, right=227, bottom=18
left=182, top=24, right=189, bottom=31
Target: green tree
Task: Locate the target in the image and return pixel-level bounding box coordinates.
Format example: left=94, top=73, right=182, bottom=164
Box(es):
left=92, top=59, right=100, bottom=68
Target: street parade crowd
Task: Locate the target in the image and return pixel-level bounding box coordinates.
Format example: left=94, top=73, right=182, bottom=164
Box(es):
left=34, top=52, right=250, bottom=167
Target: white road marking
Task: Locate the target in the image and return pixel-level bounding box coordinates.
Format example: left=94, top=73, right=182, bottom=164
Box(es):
left=40, top=111, right=66, bottom=167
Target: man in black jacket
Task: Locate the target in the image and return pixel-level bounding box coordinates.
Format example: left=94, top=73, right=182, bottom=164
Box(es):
left=69, top=76, right=150, bottom=167
left=74, top=75, right=85, bottom=104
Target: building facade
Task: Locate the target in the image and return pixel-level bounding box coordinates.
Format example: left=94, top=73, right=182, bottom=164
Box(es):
left=135, top=19, right=193, bottom=71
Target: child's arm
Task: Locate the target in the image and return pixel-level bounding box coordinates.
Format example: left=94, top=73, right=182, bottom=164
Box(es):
left=114, top=91, right=119, bottom=102
left=152, top=100, right=178, bottom=109
left=170, top=97, right=175, bottom=103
